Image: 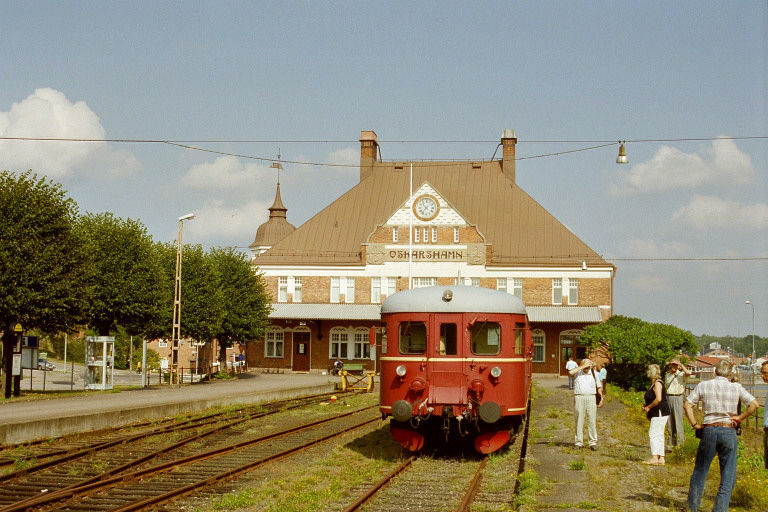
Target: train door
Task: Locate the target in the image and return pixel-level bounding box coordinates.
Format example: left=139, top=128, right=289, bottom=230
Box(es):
left=428, top=314, right=465, bottom=406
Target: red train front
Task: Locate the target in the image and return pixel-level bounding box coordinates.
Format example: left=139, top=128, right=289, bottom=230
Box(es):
left=379, top=286, right=532, bottom=454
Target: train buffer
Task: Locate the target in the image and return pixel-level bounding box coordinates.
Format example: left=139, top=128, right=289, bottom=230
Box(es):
left=341, top=370, right=375, bottom=392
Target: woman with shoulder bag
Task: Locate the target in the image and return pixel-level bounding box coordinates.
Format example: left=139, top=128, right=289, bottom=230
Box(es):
left=641, top=364, right=670, bottom=466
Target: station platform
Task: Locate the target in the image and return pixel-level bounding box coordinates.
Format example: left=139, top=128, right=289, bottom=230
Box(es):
left=0, top=371, right=339, bottom=445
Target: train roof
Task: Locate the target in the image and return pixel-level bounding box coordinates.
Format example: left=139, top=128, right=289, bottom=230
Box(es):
left=381, top=286, right=527, bottom=315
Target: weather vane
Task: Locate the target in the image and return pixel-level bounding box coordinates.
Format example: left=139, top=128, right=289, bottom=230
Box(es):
left=270, top=149, right=282, bottom=185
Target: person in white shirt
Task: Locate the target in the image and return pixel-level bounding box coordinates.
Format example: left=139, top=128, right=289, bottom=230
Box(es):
left=664, top=358, right=690, bottom=448
left=565, top=356, right=578, bottom=390
left=569, top=358, right=604, bottom=450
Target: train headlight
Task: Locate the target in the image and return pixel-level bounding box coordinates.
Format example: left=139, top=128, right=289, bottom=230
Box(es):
left=490, top=366, right=502, bottom=378
left=396, top=365, right=407, bottom=377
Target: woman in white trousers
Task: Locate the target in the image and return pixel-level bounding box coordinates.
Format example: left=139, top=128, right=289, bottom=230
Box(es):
left=642, top=364, right=670, bottom=465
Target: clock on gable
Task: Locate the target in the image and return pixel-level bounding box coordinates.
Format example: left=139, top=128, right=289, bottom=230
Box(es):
left=413, top=194, right=439, bottom=221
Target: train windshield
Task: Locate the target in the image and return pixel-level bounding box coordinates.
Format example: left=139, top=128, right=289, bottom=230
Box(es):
left=470, top=321, right=501, bottom=355
left=399, top=322, right=427, bottom=354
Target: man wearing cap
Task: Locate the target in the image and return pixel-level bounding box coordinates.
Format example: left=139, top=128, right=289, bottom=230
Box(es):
left=665, top=358, right=691, bottom=448
left=569, top=358, right=604, bottom=450
left=684, top=359, right=758, bottom=512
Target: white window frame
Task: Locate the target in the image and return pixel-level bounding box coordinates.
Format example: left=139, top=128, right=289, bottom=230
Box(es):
left=497, top=277, right=507, bottom=292
left=293, top=276, right=302, bottom=303
left=371, top=277, right=381, bottom=303
left=331, top=277, right=340, bottom=303
left=392, top=227, right=398, bottom=242
left=512, top=278, right=523, bottom=300
left=532, top=329, right=545, bottom=363
left=454, top=227, right=460, bottom=242
left=414, top=227, right=420, bottom=243
left=413, top=277, right=437, bottom=288
left=158, top=339, right=168, bottom=348
left=354, top=329, right=371, bottom=359
left=431, top=226, right=437, bottom=243
left=422, top=227, right=428, bottom=243
left=568, top=278, right=578, bottom=305
left=345, top=277, right=355, bottom=303
left=330, top=327, right=349, bottom=359
left=278, top=276, right=288, bottom=303
left=552, top=278, right=563, bottom=305
left=265, top=328, right=284, bottom=358
left=471, top=277, right=480, bottom=287
left=386, top=277, right=396, bottom=297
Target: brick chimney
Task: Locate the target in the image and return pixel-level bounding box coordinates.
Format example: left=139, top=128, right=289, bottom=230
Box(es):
left=501, top=129, right=517, bottom=183
left=359, top=130, right=378, bottom=181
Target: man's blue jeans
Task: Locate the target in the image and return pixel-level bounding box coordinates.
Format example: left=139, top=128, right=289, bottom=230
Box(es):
left=687, top=426, right=738, bottom=512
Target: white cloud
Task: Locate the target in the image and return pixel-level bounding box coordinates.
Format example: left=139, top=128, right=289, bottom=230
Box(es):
left=610, top=138, right=754, bottom=196
left=672, top=195, right=768, bottom=232
left=621, top=238, right=693, bottom=259
left=627, top=274, right=673, bottom=292
left=182, top=199, right=270, bottom=244
left=180, top=155, right=268, bottom=193
left=325, top=147, right=358, bottom=168
left=0, top=88, right=140, bottom=179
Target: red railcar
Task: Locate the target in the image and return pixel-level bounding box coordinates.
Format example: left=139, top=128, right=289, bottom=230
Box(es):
left=379, top=286, right=532, bottom=454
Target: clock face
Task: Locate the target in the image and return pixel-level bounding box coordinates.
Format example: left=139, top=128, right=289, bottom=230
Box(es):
left=414, top=196, right=438, bottom=220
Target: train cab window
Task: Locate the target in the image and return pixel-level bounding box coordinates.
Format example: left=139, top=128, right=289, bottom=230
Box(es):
left=515, top=323, right=525, bottom=355
left=439, top=324, right=457, bottom=355
left=399, top=322, right=427, bottom=354
left=470, top=321, right=501, bottom=355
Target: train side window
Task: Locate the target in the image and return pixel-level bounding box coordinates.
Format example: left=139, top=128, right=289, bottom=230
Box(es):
left=399, top=322, right=427, bottom=354
left=515, top=323, right=525, bottom=355
left=470, top=321, right=501, bottom=355
left=439, top=324, right=457, bottom=355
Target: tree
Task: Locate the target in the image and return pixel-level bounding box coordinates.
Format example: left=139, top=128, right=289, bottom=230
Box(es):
left=580, top=315, right=697, bottom=389
left=209, top=247, right=272, bottom=364
left=76, top=212, right=166, bottom=337
left=0, top=171, right=87, bottom=396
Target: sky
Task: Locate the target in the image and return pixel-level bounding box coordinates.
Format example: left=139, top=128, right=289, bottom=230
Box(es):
left=1, top=2, right=766, bottom=338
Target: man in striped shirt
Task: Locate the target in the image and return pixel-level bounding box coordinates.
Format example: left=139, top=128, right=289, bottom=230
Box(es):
left=683, top=359, right=758, bottom=512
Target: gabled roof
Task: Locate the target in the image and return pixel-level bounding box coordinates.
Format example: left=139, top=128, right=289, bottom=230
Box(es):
left=253, top=160, right=612, bottom=268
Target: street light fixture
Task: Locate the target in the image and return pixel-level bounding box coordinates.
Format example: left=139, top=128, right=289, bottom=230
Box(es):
left=745, top=300, right=755, bottom=365
left=171, top=213, right=195, bottom=384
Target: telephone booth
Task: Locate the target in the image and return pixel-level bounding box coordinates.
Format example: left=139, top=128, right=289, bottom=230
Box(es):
left=85, top=336, right=115, bottom=390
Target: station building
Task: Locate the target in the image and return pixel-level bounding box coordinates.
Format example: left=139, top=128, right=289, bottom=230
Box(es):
left=247, top=130, right=615, bottom=376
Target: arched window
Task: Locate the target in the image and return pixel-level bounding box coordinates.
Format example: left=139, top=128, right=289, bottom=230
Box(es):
left=330, top=326, right=350, bottom=359
left=353, top=327, right=371, bottom=359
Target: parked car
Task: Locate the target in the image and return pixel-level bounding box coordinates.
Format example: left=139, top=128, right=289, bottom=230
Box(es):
left=38, top=360, right=55, bottom=371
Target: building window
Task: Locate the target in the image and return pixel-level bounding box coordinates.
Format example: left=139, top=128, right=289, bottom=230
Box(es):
left=471, top=277, right=480, bottom=287
left=293, top=277, right=302, bottom=303
left=432, top=227, right=437, bottom=243
left=532, top=330, right=545, bottom=363
left=278, top=277, right=288, bottom=303
left=497, top=278, right=507, bottom=292
left=158, top=339, right=168, bottom=348
left=414, top=227, right=420, bottom=243
left=386, top=277, right=396, bottom=297
left=568, top=278, right=578, bottom=305
left=371, top=277, right=381, bottom=303
left=331, top=277, right=340, bottom=303
left=454, top=227, right=460, bottom=242
left=512, top=278, right=523, bottom=300
left=422, top=227, right=428, bottom=243
left=345, top=277, right=355, bottom=303
left=330, top=328, right=349, bottom=359
left=552, top=278, right=562, bottom=304
left=265, top=329, right=284, bottom=358
left=354, top=329, right=371, bottom=359
left=413, top=277, right=437, bottom=288
left=393, top=227, right=398, bottom=242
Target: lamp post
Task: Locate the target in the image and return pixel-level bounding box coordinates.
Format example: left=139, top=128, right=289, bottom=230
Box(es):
left=171, top=213, right=195, bottom=385
left=745, top=300, right=755, bottom=364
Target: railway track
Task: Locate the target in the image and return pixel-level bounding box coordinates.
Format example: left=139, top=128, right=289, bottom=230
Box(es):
left=341, top=401, right=531, bottom=512
left=0, top=392, right=367, bottom=511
